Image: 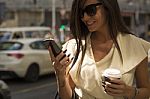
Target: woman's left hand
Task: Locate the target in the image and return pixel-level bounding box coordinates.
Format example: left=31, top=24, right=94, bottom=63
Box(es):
left=104, top=79, right=132, bottom=97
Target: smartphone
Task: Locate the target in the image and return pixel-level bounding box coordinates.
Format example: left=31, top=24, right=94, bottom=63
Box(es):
left=43, top=39, right=62, bottom=57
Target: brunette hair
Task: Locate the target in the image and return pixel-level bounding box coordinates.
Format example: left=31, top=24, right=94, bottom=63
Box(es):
left=69, top=0, right=132, bottom=72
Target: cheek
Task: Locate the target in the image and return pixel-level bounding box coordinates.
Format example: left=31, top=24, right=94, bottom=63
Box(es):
left=98, top=12, right=107, bottom=27
left=95, top=14, right=105, bottom=27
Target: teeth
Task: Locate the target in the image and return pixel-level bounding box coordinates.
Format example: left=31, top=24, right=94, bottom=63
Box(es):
left=86, top=20, right=95, bottom=26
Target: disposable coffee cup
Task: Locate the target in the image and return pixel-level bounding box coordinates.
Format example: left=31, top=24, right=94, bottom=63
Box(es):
left=101, top=68, right=122, bottom=82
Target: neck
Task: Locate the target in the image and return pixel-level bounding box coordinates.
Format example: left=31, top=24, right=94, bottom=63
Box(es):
left=91, top=28, right=111, bottom=43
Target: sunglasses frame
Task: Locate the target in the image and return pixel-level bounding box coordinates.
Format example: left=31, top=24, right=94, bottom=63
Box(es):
left=80, top=3, right=102, bottom=18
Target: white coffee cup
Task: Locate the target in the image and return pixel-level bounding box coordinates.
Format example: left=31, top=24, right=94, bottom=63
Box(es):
left=101, top=68, right=122, bottom=82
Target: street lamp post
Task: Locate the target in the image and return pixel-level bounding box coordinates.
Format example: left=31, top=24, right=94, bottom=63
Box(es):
left=52, top=0, right=56, bottom=37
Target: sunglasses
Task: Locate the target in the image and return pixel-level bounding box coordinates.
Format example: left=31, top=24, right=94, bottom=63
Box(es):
left=80, top=3, right=102, bottom=18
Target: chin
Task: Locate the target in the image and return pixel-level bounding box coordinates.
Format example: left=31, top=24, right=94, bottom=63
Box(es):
left=88, top=28, right=97, bottom=33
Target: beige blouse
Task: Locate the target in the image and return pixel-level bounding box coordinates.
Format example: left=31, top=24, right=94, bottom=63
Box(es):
left=62, top=33, right=150, bottom=99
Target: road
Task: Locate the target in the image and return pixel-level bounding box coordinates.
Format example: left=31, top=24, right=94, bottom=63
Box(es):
left=4, top=73, right=57, bottom=99
left=3, top=70, right=150, bottom=99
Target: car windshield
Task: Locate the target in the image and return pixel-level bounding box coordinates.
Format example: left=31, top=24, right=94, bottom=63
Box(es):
left=0, top=31, right=11, bottom=41
left=0, top=42, right=23, bottom=50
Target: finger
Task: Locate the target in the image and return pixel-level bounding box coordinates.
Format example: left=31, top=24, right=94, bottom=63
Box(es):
left=110, top=79, right=124, bottom=85
left=60, top=56, right=73, bottom=69
left=60, top=57, right=70, bottom=65
left=55, top=52, right=66, bottom=61
left=108, top=80, right=126, bottom=91
left=105, top=83, right=124, bottom=95
left=107, top=82, right=121, bottom=89
left=66, top=60, right=72, bottom=66
left=106, top=91, right=122, bottom=97
left=106, top=85, right=123, bottom=94
left=105, top=85, right=124, bottom=97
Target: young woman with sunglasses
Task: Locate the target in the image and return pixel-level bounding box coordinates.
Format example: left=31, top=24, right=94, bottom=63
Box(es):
left=49, top=0, right=150, bottom=99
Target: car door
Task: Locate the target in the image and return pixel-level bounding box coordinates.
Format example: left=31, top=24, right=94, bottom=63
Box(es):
left=30, top=40, right=53, bottom=74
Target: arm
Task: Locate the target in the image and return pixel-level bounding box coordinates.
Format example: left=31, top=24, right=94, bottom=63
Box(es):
left=133, top=57, right=150, bottom=99
left=48, top=46, right=75, bottom=99
left=57, top=73, right=75, bottom=99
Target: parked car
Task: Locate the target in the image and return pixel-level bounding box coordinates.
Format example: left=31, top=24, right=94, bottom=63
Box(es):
left=0, top=38, right=54, bottom=82
left=0, top=80, right=11, bottom=99
left=0, top=26, right=52, bottom=41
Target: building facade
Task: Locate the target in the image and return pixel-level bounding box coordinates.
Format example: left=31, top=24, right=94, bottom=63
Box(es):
left=0, top=0, right=150, bottom=36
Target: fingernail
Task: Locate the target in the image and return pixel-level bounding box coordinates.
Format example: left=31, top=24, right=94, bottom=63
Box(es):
left=102, top=85, right=105, bottom=88
left=63, top=49, right=67, bottom=53
left=71, top=57, right=74, bottom=60
left=67, top=54, right=71, bottom=57
left=102, top=81, right=106, bottom=85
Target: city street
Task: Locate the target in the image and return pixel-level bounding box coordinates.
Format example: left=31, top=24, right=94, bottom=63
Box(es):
left=2, top=70, right=150, bottom=99
left=4, top=73, right=57, bottom=99
left=0, top=0, right=150, bottom=99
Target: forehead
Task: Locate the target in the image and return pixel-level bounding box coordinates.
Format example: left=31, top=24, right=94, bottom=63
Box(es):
left=84, top=0, right=99, bottom=6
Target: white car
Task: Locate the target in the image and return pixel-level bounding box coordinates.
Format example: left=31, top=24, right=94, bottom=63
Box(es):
left=0, top=38, right=54, bottom=82
left=0, top=26, right=52, bottom=41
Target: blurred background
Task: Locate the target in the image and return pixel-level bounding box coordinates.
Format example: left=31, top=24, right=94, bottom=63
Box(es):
left=0, top=0, right=150, bottom=42
left=0, top=0, right=150, bottom=99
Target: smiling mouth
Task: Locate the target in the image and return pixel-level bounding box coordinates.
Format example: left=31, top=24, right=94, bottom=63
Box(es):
left=86, top=19, right=96, bottom=26
left=86, top=21, right=96, bottom=29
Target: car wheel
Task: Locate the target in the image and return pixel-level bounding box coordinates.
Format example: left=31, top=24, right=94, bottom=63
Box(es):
left=25, top=64, right=39, bottom=82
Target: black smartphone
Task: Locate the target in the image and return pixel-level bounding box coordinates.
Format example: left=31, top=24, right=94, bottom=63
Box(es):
left=43, top=39, right=62, bottom=57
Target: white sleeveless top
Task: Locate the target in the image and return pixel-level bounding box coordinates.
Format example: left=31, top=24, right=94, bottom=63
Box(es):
left=62, top=33, right=150, bottom=99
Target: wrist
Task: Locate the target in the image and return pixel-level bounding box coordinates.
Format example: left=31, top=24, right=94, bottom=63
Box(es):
left=56, top=76, right=67, bottom=88
left=132, top=87, right=139, bottom=99
left=124, top=86, right=135, bottom=99
left=58, top=80, right=66, bottom=87
left=124, top=87, right=139, bottom=99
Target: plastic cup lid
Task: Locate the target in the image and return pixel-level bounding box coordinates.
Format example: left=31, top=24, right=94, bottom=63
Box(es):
left=102, top=68, right=122, bottom=78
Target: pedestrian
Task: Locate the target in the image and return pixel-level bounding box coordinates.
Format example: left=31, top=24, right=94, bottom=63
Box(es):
left=48, top=0, right=150, bottom=99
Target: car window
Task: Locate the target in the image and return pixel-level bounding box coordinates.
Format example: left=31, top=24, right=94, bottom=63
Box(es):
left=25, top=31, right=50, bottom=38
left=0, top=32, right=11, bottom=41
left=0, top=42, right=23, bottom=50
left=30, top=41, right=47, bottom=50
left=12, top=32, right=23, bottom=39
left=39, top=31, right=50, bottom=38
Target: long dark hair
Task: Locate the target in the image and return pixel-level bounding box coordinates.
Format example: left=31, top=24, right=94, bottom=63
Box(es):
left=69, top=0, right=132, bottom=74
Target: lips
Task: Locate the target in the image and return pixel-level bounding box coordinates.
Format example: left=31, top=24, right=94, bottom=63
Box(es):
left=86, top=20, right=96, bottom=30
left=86, top=20, right=95, bottom=26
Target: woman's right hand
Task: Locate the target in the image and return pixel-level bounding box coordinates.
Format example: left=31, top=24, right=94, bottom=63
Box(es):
left=48, top=47, right=72, bottom=77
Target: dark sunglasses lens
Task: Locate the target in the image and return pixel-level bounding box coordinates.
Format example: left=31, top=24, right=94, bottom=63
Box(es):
left=81, top=5, right=97, bottom=18
left=85, top=5, right=97, bottom=16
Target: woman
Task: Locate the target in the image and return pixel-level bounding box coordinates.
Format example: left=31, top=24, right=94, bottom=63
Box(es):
left=49, top=0, right=150, bottom=99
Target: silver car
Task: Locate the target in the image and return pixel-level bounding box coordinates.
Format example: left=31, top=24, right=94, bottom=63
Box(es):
left=0, top=80, right=11, bottom=99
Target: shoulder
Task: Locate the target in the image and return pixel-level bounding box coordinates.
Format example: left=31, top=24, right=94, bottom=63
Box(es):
left=118, top=33, right=150, bottom=73
left=62, top=39, right=77, bottom=49
left=120, top=33, right=139, bottom=41
left=62, top=39, right=77, bottom=56
left=120, top=33, right=150, bottom=52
